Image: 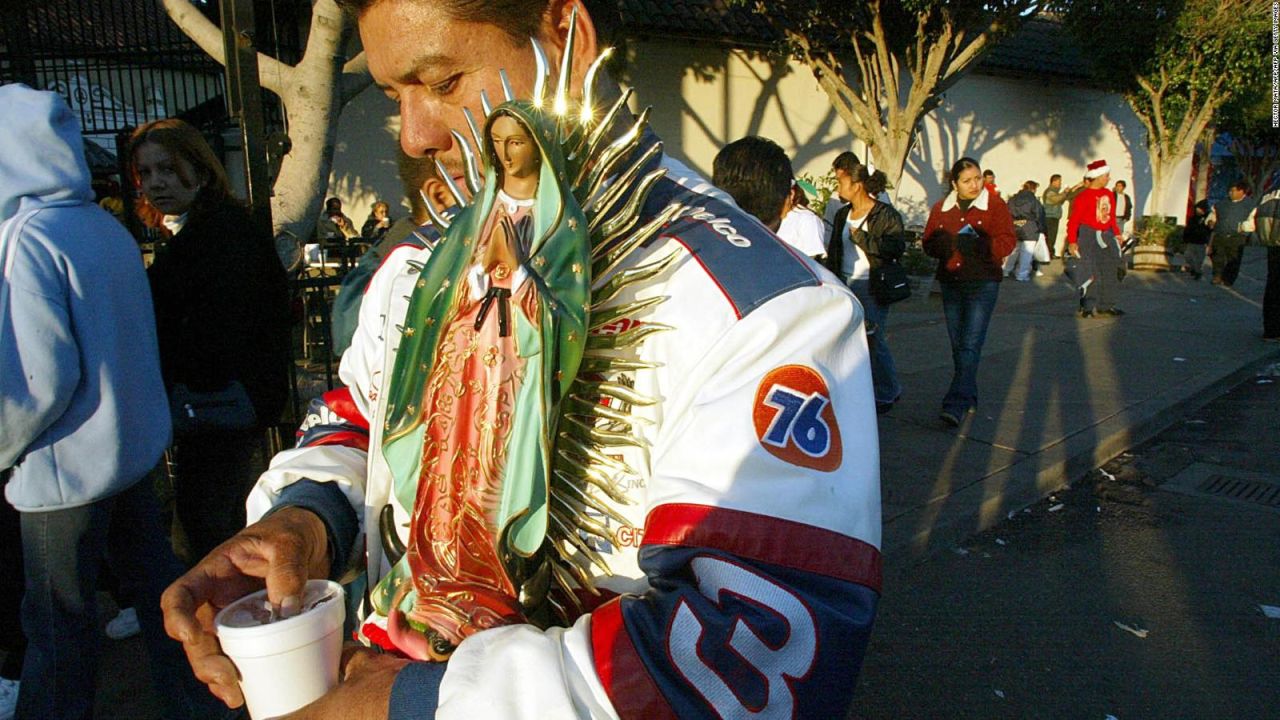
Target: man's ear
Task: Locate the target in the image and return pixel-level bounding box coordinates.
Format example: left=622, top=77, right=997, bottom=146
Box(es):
left=540, top=0, right=601, bottom=90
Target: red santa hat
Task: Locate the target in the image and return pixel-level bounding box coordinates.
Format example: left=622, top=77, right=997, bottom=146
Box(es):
left=1084, top=159, right=1110, bottom=179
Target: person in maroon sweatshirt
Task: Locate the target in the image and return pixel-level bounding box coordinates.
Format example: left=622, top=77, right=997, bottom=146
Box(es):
left=922, top=157, right=1017, bottom=427
left=1066, top=159, right=1124, bottom=318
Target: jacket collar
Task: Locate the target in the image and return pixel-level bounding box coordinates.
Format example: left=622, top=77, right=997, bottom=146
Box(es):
left=941, top=187, right=990, bottom=213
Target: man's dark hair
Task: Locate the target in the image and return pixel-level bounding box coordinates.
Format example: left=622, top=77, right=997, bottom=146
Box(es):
left=1230, top=180, right=1251, bottom=194
left=1050, top=173, right=1062, bottom=184
left=713, top=136, right=793, bottom=231
left=832, top=151, right=860, bottom=177
left=983, top=169, right=995, bottom=180
left=335, top=0, right=622, bottom=47
left=325, top=197, right=343, bottom=212
left=1114, top=180, right=1126, bottom=190
left=1022, top=180, right=1039, bottom=192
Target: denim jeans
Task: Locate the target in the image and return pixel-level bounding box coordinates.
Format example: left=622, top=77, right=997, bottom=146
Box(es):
left=940, top=279, right=1000, bottom=415
left=848, top=277, right=902, bottom=406
left=17, top=476, right=229, bottom=720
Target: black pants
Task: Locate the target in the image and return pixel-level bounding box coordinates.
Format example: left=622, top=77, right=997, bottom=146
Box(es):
left=0, top=486, right=25, bottom=680
left=1079, top=231, right=1121, bottom=312
left=1211, top=234, right=1245, bottom=286
left=169, top=429, right=269, bottom=564
left=1044, top=216, right=1061, bottom=258
left=1265, top=246, right=1280, bottom=339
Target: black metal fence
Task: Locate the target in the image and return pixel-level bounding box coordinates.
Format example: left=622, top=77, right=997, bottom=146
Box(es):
left=0, top=0, right=300, bottom=151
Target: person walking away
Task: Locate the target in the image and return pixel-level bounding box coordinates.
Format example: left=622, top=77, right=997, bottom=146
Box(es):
left=130, top=119, right=290, bottom=564
left=711, top=135, right=792, bottom=232
left=1113, top=180, right=1133, bottom=237
left=825, top=155, right=906, bottom=412
left=0, top=85, right=223, bottom=720
left=1244, top=185, right=1280, bottom=340
left=1042, top=173, right=1084, bottom=260
left=711, top=136, right=827, bottom=260
left=1207, top=181, right=1256, bottom=287
left=1182, top=200, right=1212, bottom=279
left=922, top=157, right=1017, bottom=426
left=777, top=182, right=828, bottom=260
left=1007, top=180, right=1047, bottom=282
left=1066, top=159, right=1124, bottom=317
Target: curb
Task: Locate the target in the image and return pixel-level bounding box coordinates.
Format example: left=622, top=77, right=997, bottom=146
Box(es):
left=881, top=346, right=1280, bottom=564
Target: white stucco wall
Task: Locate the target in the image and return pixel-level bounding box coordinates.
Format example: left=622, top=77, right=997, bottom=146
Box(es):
left=324, top=37, right=1195, bottom=230
left=325, top=85, right=407, bottom=231
left=623, top=39, right=1194, bottom=227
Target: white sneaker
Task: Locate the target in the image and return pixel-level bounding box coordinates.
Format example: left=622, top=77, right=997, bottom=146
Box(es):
left=1035, top=269, right=1045, bottom=277
left=105, top=606, right=141, bottom=640
left=0, top=677, right=19, bottom=720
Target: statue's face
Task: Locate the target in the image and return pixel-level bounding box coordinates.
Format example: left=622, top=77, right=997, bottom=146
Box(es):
left=491, top=115, right=539, bottom=183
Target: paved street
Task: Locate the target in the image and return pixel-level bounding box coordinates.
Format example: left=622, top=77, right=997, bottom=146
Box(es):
left=852, top=362, right=1280, bottom=719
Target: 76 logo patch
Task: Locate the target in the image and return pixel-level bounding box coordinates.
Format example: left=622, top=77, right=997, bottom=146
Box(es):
left=752, top=365, right=842, bottom=472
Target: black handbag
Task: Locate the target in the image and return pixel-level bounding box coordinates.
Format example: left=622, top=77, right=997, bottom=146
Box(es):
left=169, top=381, right=257, bottom=436
left=871, top=260, right=912, bottom=305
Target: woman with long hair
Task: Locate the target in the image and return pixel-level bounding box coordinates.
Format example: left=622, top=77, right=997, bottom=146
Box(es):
left=129, top=118, right=290, bottom=563
left=823, top=159, right=905, bottom=412
left=922, top=157, right=1016, bottom=427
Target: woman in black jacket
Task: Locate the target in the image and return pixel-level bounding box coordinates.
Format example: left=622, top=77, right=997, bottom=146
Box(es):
left=130, top=119, right=290, bottom=563
left=823, top=160, right=904, bottom=413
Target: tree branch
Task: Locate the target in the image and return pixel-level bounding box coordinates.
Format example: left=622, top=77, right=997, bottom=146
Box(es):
left=340, top=53, right=373, bottom=104
left=158, top=0, right=292, bottom=95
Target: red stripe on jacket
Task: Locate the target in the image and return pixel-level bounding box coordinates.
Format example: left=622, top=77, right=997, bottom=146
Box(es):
left=642, top=503, right=882, bottom=593
left=591, top=598, right=679, bottom=720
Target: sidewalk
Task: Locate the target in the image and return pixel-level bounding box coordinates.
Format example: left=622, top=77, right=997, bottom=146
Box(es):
left=876, top=245, right=1279, bottom=562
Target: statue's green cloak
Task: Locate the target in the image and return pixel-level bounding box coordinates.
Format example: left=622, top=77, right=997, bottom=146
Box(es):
left=372, top=101, right=589, bottom=616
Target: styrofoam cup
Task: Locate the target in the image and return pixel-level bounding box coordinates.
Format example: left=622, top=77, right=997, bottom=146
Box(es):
left=214, top=579, right=345, bottom=719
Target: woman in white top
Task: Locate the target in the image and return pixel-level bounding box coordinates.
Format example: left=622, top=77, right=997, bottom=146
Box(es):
left=776, top=183, right=829, bottom=259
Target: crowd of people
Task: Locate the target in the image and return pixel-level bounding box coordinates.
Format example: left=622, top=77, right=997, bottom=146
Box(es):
left=1, top=0, right=1277, bottom=717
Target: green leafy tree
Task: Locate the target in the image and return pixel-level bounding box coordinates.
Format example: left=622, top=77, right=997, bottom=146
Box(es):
left=1217, top=89, right=1278, bottom=198
left=728, top=0, right=1043, bottom=193
left=1059, top=0, right=1268, bottom=214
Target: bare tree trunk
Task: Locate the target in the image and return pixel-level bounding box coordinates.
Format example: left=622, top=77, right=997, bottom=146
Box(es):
left=1193, top=129, right=1214, bottom=202
left=774, top=1, right=1024, bottom=193
left=158, top=0, right=371, bottom=244
left=268, top=0, right=354, bottom=243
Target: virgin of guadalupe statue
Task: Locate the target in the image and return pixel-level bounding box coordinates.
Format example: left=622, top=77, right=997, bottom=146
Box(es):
left=378, top=102, right=590, bottom=660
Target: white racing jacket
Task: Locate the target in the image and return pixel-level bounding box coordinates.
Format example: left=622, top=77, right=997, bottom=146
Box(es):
left=247, top=148, right=882, bottom=719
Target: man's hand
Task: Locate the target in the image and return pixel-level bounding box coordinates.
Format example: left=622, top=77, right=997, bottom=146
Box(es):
left=1067, top=244, right=1081, bottom=258
left=280, top=646, right=410, bottom=720
left=161, top=507, right=332, bottom=708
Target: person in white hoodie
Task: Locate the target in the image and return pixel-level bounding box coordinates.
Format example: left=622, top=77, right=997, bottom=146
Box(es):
left=0, top=85, right=223, bottom=720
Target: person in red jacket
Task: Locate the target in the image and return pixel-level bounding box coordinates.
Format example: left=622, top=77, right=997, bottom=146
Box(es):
left=1066, top=159, right=1124, bottom=317
left=922, top=157, right=1017, bottom=427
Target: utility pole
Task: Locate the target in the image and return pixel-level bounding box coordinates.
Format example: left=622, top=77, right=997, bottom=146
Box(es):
left=220, top=0, right=273, bottom=234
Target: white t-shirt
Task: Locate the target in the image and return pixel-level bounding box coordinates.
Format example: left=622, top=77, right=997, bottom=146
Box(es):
left=841, top=211, right=871, bottom=280
left=776, top=205, right=828, bottom=258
